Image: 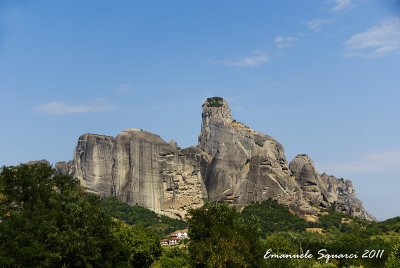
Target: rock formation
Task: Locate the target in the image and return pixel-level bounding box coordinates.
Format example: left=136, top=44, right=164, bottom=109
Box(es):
left=198, top=97, right=313, bottom=214
left=319, top=172, right=373, bottom=219
left=55, top=160, right=76, bottom=177
left=74, top=134, right=115, bottom=195
left=289, top=154, right=330, bottom=208
left=110, top=129, right=207, bottom=217
left=288, top=154, right=373, bottom=219
left=56, top=97, right=373, bottom=220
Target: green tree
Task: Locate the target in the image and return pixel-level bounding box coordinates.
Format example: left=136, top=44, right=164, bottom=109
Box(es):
left=187, top=202, right=263, bottom=268
left=261, top=232, right=315, bottom=268
left=385, top=242, right=400, bottom=268
left=112, top=220, right=161, bottom=267
left=0, top=163, right=127, bottom=267
left=151, top=247, right=191, bottom=268
left=241, top=200, right=309, bottom=236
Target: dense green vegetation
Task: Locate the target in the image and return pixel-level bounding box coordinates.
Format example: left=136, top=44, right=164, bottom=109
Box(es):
left=187, top=202, right=263, bottom=267
left=205, top=96, right=224, bottom=107
left=0, top=163, right=161, bottom=267
left=101, top=196, right=187, bottom=237
left=152, top=247, right=191, bottom=268
left=182, top=199, right=399, bottom=267
left=242, top=200, right=309, bottom=235
left=386, top=242, right=400, bottom=268
left=1, top=163, right=399, bottom=267
left=239, top=200, right=399, bottom=267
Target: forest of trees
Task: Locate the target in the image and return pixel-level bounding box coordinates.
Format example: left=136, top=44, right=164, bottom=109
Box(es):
left=0, top=163, right=399, bottom=267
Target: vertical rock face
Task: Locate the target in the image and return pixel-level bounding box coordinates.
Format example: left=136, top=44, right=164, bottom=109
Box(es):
left=198, top=97, right=313, bottom=214
left=112, top=129, right=167, bottom=210
left=74, top=134, right=115, bottom=196
left=111, top=129, right=207, bottom=217
left=56, top=96, right=373, bottom=220
left=62, top=129, right=208, bottom=218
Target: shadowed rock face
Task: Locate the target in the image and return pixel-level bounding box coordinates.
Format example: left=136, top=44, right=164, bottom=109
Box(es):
left=55, top=97, right=373, bottom=220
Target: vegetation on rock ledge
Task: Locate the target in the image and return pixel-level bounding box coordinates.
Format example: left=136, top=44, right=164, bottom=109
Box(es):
left=205, top=96, right=224, bottom=107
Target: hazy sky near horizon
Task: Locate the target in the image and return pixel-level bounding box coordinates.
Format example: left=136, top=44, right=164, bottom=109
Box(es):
left=0, top=0, right=399, bottom=220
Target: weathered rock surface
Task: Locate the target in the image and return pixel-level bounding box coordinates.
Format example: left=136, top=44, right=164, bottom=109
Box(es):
left=55, top=160, right=76, bottom=177
left=289, top=154, right=330, bottom=208
left=74, top=134, right=115, bottom=196
left=198, top=98, right=314, bottom=214
left=111, top=129, right=207, bottom=218
left=289, top=154, right=374, bottom=220
left=55, top=97, right=373, bottom=220
left=319, top=173, right=374, bottom=220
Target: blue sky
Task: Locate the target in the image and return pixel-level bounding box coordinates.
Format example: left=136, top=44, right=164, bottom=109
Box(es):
left=0, top=0, right=399, bottom=219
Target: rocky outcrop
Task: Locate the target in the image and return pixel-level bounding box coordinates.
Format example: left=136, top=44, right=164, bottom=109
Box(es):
left=57, top=130, right=208, bottom=218
left=198, top=97, right=314, bottom=214
left=74, top=134, right=115, bottom=196
left=56, top=97, right=373, bottom=220
left=111, top=129, right=207, bottom=218
left=319, top=173, right=374, bottom=220
left=55, top=160, right=76, bottom=177
left=289, top=154, right=329, bottom=208
left=289, top=154, right=374, bottom=220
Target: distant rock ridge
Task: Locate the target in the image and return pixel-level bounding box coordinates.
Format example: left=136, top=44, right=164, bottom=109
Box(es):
left=55, top=97, right=373, bottom=220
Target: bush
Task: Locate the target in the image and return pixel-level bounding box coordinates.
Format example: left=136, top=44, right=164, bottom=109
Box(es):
left=205, top=96, right=224, bottom=107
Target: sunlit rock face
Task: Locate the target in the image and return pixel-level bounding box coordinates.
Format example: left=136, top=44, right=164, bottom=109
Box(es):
left=111, top=129, right=207, bottom=218
left=289, top=154, right=330, bottom=208
left=198, top=97, right=313, bottom=214
left=73, top=134, right=115, bottom=196
left=55, top=97, right=373, bottom=220
left=319, top=173, right=374, bottom=220
left=289, top=154, right=374, bottom=220
left=59, top=130, right=207, bottom=219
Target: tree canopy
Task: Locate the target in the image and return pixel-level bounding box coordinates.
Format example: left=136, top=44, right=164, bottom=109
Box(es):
left=187, top=202, right=263, bottom=268
left=0, top=163, right=160, bottom=267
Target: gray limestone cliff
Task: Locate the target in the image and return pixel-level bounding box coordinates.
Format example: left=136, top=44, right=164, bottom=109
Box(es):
left=74, top=134, right=115, bottom=196
left=198, top=97, right=313, bottom=214
left=319, top=172, right=374, bottom=220
left=55, top=97, right=373, bottom=220
left=289, top=154, right=374, bottom=220
left=289, top=154, right=330, bottom=208
left=111, top=129, right=207, bottom=218
left=57, top=129, right=208, bottom=218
